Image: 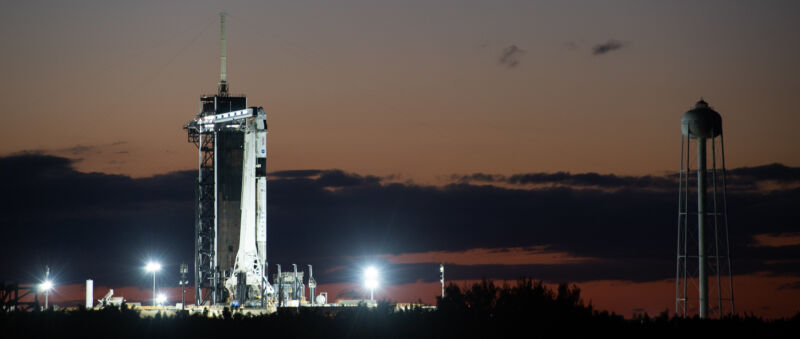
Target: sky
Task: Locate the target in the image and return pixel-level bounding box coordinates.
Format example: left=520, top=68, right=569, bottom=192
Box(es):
left=1, top=0, right=799, bottom=318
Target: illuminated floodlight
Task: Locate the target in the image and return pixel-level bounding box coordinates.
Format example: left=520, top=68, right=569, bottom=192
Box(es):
left=39, top=280, right=54, bottom=292
left=145, top=261, right=162, bottom=307
left=363, top=266, right=379, bottom=300
left=365, top=266, right=378, bottom=279
left=156, top=293, right=167, bottom=305
left=145, top=261, right=162, bottom=272
left=365, top=279, right=378, bottom=289
left=41, top=266, right=53, bottom=309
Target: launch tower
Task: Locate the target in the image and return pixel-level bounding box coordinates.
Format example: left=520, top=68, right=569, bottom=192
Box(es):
left=184, top=13, right=270, bottom=305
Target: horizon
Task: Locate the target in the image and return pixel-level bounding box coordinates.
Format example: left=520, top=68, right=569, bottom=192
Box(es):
left=1, top=0, right=799, bottom=319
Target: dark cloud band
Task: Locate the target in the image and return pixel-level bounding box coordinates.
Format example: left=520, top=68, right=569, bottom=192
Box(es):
left=1, top=154, right=798, bottom=290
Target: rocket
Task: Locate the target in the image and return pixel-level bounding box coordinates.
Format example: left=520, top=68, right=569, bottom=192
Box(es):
left=224, top=108, right=271, bottom=301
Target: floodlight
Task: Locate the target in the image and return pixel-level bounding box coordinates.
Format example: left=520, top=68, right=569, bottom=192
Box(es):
left=363, top=266, right=380, bottom=301
left=145, top=261, right=162, bottom=272
left=365, top=266, right=378, bottom=279
left=156, top=293, right=167, bottom=305
left=40, top=280, right=53, bottom=292
left=145, top=261, right=162, bottom=306
left=365, top=279, right=378, bottom=289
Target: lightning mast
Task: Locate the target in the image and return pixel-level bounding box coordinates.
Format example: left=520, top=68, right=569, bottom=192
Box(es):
left=219, top=12, right=228, bottom=96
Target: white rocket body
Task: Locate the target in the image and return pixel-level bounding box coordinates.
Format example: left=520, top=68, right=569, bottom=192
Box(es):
left=256, top=128, right=267, bottom=265
left=225, top=109, right=272, bottom=300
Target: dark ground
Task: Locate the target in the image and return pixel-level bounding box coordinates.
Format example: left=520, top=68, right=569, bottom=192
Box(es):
left=2, top=279, right=798, bottom=338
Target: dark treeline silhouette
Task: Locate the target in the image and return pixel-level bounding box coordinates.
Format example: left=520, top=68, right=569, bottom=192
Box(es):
left=2, top=279, right=798, bottom=338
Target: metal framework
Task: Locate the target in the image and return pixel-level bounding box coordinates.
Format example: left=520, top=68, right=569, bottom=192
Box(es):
left=675, top=101, right=734, bottom=318
left=187, top=125, right=216, bottom=304
left=184, top=12, right=246, bottom=306
left=186, top=106, right=271, bottom=306
left=0, top=282, right=39, bottom=311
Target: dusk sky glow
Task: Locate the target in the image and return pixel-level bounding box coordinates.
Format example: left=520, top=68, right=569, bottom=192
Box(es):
left=1, top=1, right=799, bottom=319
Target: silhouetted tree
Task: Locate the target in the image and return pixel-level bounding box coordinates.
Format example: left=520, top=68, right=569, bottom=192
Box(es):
left=1, top=279, right=798, bottom=338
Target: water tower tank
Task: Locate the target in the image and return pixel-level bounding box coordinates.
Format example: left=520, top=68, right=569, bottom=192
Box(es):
left=681, top=99, right=722, bottom=138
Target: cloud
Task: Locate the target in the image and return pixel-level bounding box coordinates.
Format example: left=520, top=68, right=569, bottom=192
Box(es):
left=499, top=45, right=524, bottom=68
left=450, top=163, right=800, bottom=192
left=0, top=154, right=194, bottom=285
left=592, top=40, right=626, bottom=56
left=58, top=145, right=96, bottom=156
left=452, top=171, right=673, bottom=190
left=270, top=169, right=383, bottom=187
left=1, top=154, right=800, bottom=291
left=270, top=169, right=324, bottom=178
left=5, top=141, right=131, bottom=168
left=777, top=281, right=800, bottom=290
left=728, top=163, right=800, bottom=184
left=751, top=233, right=800, bottom=248
left=379, top=246, right=596, bottom=266
left=317, top=170, right=381, bottom=187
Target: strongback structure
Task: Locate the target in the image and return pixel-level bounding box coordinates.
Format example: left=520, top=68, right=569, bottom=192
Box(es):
left=185, top=13, right=270, bottom=305
left=675, top=99, right=734, bottom=318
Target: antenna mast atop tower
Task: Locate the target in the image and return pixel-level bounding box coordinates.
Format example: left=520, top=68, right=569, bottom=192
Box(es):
left=218, top=12, right=229, bottom=96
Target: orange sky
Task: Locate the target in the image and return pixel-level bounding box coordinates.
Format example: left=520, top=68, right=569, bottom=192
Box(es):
left=1, top=1, right=799, bottom=181
left=3, top=1, right=799, bottom=320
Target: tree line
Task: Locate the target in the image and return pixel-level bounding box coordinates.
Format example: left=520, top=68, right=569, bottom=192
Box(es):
left=1, top=278, right=797, bottom=338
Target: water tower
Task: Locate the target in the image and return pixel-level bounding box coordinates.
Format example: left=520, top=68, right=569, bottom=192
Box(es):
left=675, top=99, right=734, bottom=318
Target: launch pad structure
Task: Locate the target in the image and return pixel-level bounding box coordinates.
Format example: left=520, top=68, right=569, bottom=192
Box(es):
left=184, top=13, right=331, bottom=309
left=184, top=12, right=256, bottom=305
left=182, top=13, right=293, bottom=307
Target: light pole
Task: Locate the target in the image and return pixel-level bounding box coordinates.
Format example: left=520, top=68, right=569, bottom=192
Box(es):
left=145, top=261, right=161, bottom=307
left=364, top=266, right=379, bottom=301
left=440, top=263, right=445, bottom=300
left=179, top=263, right=188, bottom=310
left=40, top=266, right=53, bottom=310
